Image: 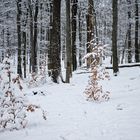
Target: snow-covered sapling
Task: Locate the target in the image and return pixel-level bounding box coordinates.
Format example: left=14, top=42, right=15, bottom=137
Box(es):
left=0, top=56, right=47, bottom=131
left=84, top=43, right=110, bottom=101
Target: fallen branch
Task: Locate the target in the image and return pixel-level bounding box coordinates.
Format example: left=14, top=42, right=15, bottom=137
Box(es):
left=106, top=63, right=140, bottom=69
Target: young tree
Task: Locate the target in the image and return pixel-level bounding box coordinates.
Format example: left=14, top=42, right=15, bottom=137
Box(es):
left=112, top=0, right=119, bottom=75
left=84, top=44, right=110, bottom=101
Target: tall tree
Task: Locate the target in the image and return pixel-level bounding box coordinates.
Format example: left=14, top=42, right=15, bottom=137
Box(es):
left=22, top=5, right=28, bottom=79
left=71, top=0, right=78, bottom=71
left=135, top=0, right=139, bottom=62
left=32, top=0, right=39, bottom=73
left=28, top=0, right=34, bottom=73
left=112, top=0, right=119, bottom=75
left=17, top=0, right=22, bottom=78
left=66, top=0, right=72, bottom=83
left=49, top=0, right=61, bottom=83
left=127, top=0, right=132, bottom=63
left=86, top=0, right=94, bottom=68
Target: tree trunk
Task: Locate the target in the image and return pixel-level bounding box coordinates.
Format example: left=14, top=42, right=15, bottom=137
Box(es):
left=78, top=8, right=82, bottom=67
left=71, top=0, right=78, bottom=71
left=65, top=0, right=72, bottom=83
left=28, top=0, right=33, bottom=73
left=16, top=0, right=22, bottom=78
left=94, top=11, right=98, bottom=44
left=86, top=0, right=94, bottom=68
left=32, top=0, right=39, bottom=73
left=22, top=6, right=28, bottom=79
left=49, top=0, right=61, bottom=83
left=48, top=2, right=53, bottom=76
left=135, top=0, right=139, bottom=62
left=112, top=0, right=119, bottom=75
left=23, top=31, right=27, bottom=78
left=127, top=0, right=132, bottom=63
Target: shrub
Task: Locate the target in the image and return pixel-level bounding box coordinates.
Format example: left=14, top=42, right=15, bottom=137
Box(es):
left=84, top=43, right=110, bottom=101
left=0, top=56, right=46, bottom=131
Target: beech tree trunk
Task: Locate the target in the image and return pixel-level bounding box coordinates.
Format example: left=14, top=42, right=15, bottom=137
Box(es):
left=135, top=0, right=139, bottom=62
left=49, top=0, right=61, bottom=83
left=86, top=0, right=94, bottom=68
left=66, top=0, right=72, bottom=83
left=16, top=0, right=22, bottom=78
left=127, top=0, right=132, bottom=63
left=32, top=0, right=39, bottom=73
left=112, top=0, right=119, bottom=75
left=71, top=0, right=78, bottom=71
left=22, top=30, right=26, bottom=78
left=28, top=0, right=33, bottom=73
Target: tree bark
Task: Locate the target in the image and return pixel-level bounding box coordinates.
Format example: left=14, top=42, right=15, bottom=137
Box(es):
left=135, top=0, right=139, bottom=62
left=71, top=0, right=78, bottom=71
left=16, top=0, right=22, bottom=78
left=32, top=0, right=39, bottom=73
left=112, top=0, right=119, bottom=75
left=78, top=8, right=82, bottom=67
left=23, top=31, right=26, bottom=78
left=49, top=0, right=61, bottom=83
left=28, top=0, right=33, bottom=73
left=86, top=0, right=94, bottom=68
left=48, top=1, right=53, bottom=76
left=22, top=5, right=28, bottom=79
left=127, top=0, right=132, bottom=63
left=65, top=0, right=72, bottom=83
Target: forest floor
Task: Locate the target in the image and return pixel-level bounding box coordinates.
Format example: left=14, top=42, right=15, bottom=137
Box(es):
left=0, top=65, right=140, bottom=140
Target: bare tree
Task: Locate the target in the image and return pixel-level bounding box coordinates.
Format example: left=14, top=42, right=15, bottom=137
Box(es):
left=135, top=0, right=139, bottom=62
left=49, top=0, right=61, bottom=83
left=86, top=0, right=94, bottom=68
left=65, top=0, right=72, bottom=83
left=71, top=0, right=78, bottom=71
left=127, top=0, right=132, bottom=63
left=112, top=0, right=119, bottom=75
left=17, top=0, right=22, bottom=78
left=32, top=0, right=39, bottom=73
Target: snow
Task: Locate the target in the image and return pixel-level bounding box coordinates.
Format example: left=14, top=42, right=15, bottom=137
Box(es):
left=0, top=66, right=140, bottom=140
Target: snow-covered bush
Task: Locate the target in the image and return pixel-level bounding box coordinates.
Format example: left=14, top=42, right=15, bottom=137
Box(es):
left=28, top=61, right=47, bottom=88
left=0, top=57, right=46, bottom=131
left=84, top=43, right=110, bottom=101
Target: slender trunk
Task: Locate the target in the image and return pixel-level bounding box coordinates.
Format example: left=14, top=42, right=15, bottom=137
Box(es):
left=28, top=0, right=33, bottom=73
left=23, top=8, right=28, bottom=79
left=112, top=0, right=119, bottom=75
left=32, top=0, right=39, bottom=73
left=66, top=0, right=72, bottom=83
left=71, top=0, right=78, bottom=71
left=17, top=0, right=22, bottom=78
left=23, top=31, right=26, bottom=78
left=78, top=8, right=82, bottom=67
left=127, top=0, right=132, bottom=63
left=86, top=0, right=94, bottom=68
left=94, top=12, right=98, bottom=44
left=135, top=0, right=139, bottom=62
left=48, top=2, right=53, bottom=76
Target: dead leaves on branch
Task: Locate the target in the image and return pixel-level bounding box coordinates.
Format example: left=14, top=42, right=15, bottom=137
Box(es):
left=84, top=43, right=110, bottom=102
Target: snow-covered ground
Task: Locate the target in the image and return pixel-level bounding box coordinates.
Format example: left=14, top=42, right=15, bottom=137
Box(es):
left=0, top=66, right=140, bottom=140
